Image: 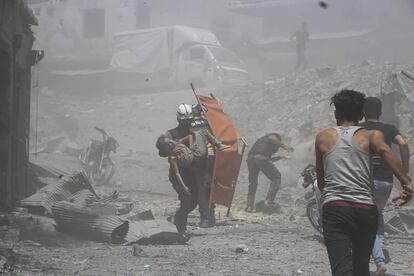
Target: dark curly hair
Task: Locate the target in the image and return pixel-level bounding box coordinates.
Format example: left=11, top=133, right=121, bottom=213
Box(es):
left=331, top=89, right=366, bottom=124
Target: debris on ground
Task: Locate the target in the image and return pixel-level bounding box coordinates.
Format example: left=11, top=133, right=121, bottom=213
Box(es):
left=125, top=210, right=155, bottom=221
left=21, top=172, right=97, bottom=215
left=125, top=220, right=181, bottom=245
left=132, top=244, right=147, bottom=257
left=235, top=244, right=249, bottom=253
left=255, top=200, right=282, bottom=214
left=51, top=201, right=129, bottom=244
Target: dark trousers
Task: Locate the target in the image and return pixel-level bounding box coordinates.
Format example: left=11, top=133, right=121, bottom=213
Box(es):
left=169, top=161, right=212, bottom=233
left=247, top=158, right=281, bottom=205
left=323, top=205, right=378, bottom=276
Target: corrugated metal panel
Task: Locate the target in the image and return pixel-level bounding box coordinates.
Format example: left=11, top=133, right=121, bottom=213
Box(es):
left=20, top=172, right=97, bottom=214
left=125, top=220, right=179, bottom=245
left=51, top=201, right=129, bottom=244
left=67, top=189, right=99, bottom=207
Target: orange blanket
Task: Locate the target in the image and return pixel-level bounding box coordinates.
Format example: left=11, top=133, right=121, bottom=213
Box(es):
left=197, top=95, right=244, bottom=208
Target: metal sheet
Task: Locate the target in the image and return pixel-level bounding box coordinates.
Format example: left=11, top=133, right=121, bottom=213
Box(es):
left=125, top=219, right=179, bottom=245
left=21, top=172, right=97, bottom=214
left=51, top=201, right=129, bottom=244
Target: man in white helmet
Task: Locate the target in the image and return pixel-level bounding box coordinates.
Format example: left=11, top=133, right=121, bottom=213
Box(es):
left=158, top=104, right=213, bottom=235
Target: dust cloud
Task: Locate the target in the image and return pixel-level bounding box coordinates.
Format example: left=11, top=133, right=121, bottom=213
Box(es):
left=13, top=0, right=414, bottom=274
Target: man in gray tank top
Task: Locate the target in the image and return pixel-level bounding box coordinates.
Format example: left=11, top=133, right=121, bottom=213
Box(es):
left=315, top=90, right=412, bottom=276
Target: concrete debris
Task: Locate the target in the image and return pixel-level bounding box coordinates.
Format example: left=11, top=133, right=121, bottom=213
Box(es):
left=126, top=210, right=155, bottom=221
left=235, top=244, right=249, bottom=253
left=132, top=244, right=147, bottom=257
left=22, top=240, right=41, bottom=247
left=0, top=227, right=19, bottom=247
left=0, top=255, right=6, bottom=268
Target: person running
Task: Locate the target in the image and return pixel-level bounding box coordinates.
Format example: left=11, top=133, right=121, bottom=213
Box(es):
left=290, top=22, right=309, bottom=72
left=245, top=133, right=293, bottom=212
left=360, top=97, right=410, bottom=275
left=315, top=90, right=412, bottom=276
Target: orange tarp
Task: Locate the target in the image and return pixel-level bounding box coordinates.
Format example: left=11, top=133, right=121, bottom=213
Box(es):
left=197, top=95, right=244, bottom=208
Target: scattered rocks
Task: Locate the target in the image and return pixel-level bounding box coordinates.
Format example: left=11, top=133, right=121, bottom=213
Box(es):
left=126, top=210, right=155, bottom=221
left=255, top=200, right=282, bottom=214
left=235, top=244, right=249, bottom=253
left=0, top=227, right=20, bottom=246
left=132, top=244, right=146, bottom=257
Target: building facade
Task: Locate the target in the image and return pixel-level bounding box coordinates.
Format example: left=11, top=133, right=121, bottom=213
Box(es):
left=0, top=0, right=39, bottom=210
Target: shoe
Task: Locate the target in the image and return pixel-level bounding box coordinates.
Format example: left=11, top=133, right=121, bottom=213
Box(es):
left=178, top=231, right=190, bottom=244
left=375, top=264, right=387, bottom=276
left=199, top=219, right=213, bottom=228
left=245, top=206, right=255, bottom=213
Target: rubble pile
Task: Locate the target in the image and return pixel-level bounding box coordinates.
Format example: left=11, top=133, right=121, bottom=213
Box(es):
left=19, top=172, right=181, bottom=245
left=219, top=62, right=413, bottom=145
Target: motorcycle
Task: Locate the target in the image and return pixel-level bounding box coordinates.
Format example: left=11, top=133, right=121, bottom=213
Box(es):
left=301, top=164, right=323, bottom=234
left=80, top=127, right=119, bottom=186
left=301, top=164, right=411, bottom=236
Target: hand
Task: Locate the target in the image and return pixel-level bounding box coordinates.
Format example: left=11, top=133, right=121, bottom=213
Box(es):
left=392, top=184, right=413, bottom=206
left=271, top=156, right=290, bottom=162
left=219, top=144, right=231, bottom=151
left=184, top=187, right=191, bottom=197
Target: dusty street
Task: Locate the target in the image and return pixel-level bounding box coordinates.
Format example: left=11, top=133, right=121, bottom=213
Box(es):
left=13, top=79, right=413, bottom=275
left=3, top=1, right=414, bottom=275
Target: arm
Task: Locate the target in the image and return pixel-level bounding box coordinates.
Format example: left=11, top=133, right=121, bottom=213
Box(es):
left=394, top=134, right=410, bottom=173
left=370, top=131, right=413, bottom=204
left=205, top=130, right=231, bottom=150
left=315, top=134, right=325, bottom=191
left=269, top=135, right=294, bottom=152
left=205, top=130, right=222, bottom=148
left=164, top=130, right=173, bottom=140
left=270, top=156, right=286, bottom=162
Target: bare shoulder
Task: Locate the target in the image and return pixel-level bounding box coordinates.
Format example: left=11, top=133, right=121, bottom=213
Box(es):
left=315, top=128, right=337, bottom=155
left=316, top=128, right=336, bottom=142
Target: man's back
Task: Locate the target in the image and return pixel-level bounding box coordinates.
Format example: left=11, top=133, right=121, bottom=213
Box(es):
left=316, top=127, right=371, bottom=156
left=360, top=121, right=398, bottom=146
left=248, top=134, right=280, bottom=159
left=360, top=121, right=400, bottom=182
left=317, top=126, right=373, bottom=205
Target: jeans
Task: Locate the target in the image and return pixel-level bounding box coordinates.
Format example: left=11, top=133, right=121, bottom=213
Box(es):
left=372, top=180, right=393, bottom=267
left=323, top=205, right=378, bottom=276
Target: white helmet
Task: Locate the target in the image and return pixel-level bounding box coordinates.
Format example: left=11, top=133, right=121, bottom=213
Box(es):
left=176, top=104, right=193, bottom=120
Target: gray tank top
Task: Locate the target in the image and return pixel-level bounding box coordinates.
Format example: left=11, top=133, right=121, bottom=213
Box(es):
left=322, top=126, right=374, bottom=205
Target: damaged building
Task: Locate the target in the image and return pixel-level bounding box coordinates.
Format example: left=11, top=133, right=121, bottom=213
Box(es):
left=0, top=0, right=42, bottom=210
